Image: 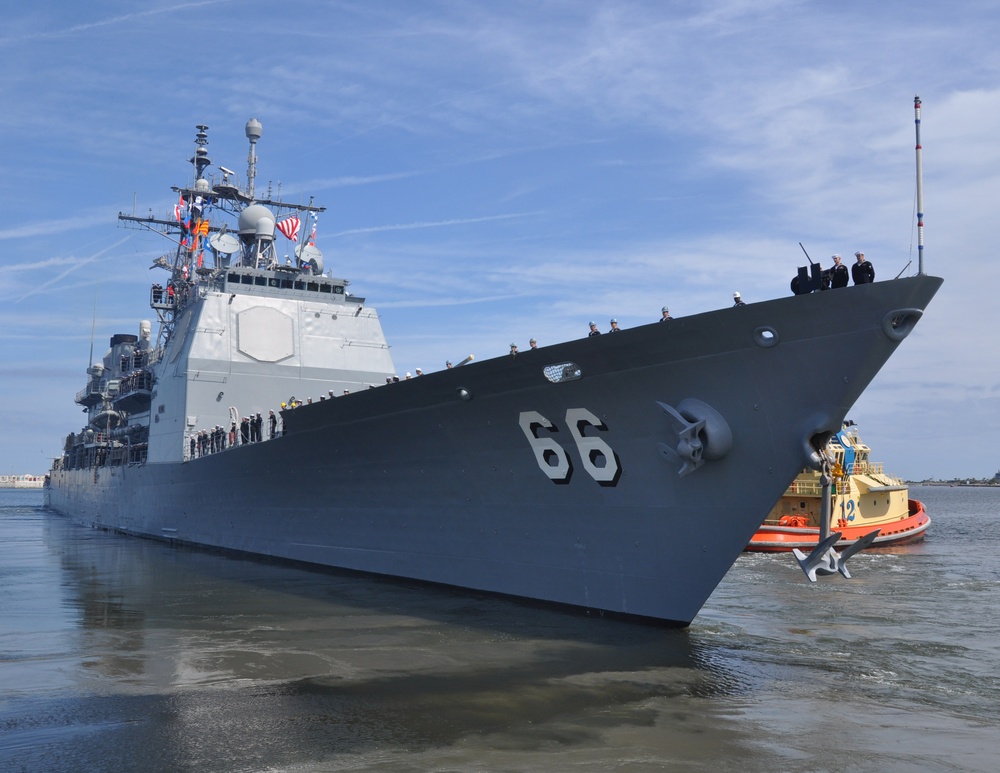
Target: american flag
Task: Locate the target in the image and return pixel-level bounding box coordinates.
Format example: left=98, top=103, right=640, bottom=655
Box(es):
left=276, top=216, right=301, bottom=241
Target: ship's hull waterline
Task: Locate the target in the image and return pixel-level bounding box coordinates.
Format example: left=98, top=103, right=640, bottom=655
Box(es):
left=47, top=275, right=941, bottom=624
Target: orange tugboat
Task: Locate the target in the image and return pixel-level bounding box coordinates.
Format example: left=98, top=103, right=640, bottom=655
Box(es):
left=746, top=422, right=930, bottom=552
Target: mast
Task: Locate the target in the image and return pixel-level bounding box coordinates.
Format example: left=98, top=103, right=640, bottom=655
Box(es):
left=191, top=125, right=211, bottom=182
left=246, top=118, right=261, bottom=199
left=914, top=95, right=925, bottom=275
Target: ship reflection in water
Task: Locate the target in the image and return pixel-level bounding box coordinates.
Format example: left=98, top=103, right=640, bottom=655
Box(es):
left=4, top=496, right=750, bottom=771
left=3, top=487, right=1000, bottom=773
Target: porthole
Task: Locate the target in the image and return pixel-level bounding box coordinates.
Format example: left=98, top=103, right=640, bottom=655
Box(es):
left=753, top=326, right=779, bottom=348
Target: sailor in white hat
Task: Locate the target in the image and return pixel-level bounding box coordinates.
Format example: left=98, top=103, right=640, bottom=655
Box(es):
left=660, top=306, right=671, bottom=322
left=852, top=251, right=875, bottom=285
left=830, top=254, right=849, bottom=288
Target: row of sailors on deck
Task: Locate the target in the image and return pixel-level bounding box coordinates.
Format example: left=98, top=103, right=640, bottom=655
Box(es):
left=118, top=369, right=152, bottom=396
left=151, top=283, right=179, bottom=305
left=151, top=279, right=197, bottom=306
left=585, top=305, right=674, bottom=337
left=189, top=411, right=280, bottom=458
left=577, top=258, right=873, bottom=339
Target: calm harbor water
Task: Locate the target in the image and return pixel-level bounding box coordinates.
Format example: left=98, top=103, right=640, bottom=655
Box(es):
left=1, top=485, right=998, bottom=772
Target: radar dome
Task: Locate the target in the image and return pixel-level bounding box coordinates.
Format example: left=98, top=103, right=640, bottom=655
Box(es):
left=255, top=216, right=275, bottom=241
left=238, top=204, right=276, bottom=235
left=298, top=244, right=324, bottom=274
left=245, top=118, right=262, bottom=142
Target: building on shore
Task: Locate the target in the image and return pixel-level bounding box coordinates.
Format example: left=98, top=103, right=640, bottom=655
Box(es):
left=0, top=474, right=45, bottom=489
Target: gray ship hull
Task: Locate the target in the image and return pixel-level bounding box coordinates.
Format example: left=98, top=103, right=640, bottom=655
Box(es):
left=47, top=275, right=941, bottom=624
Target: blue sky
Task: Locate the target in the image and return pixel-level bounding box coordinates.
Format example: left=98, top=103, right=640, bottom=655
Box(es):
left=1, top=1, right=997, bottom=480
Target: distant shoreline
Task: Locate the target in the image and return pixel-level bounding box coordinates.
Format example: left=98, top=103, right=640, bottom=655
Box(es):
left=0, top=475, right=45, bottom=489
left=910, top=481, right=1000, bottom=488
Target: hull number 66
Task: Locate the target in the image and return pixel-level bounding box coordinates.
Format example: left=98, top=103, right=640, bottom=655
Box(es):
left=518, top=409, right=621, bottom=485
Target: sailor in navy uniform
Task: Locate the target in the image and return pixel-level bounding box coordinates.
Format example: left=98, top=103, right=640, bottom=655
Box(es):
left=588, top=321, right=601, bottom=337
left=830, top=254, right=849, bottom=288
left=609, top=318, right=621, bottom=332
left=852, top=251, right=875, bottom=285
left=733, top=292, right=746, bottom=307
left=659, top=306, right=671, bottom=321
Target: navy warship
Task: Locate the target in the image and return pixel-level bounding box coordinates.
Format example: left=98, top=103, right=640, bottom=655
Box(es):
left=45, top=118, right=941, bottom=625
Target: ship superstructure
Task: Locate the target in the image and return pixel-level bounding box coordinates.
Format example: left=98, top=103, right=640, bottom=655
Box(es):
left=67, top=121, right=395, bottom=469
